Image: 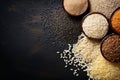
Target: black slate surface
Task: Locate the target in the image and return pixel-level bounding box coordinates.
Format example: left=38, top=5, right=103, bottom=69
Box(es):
left=0, top=0, right=89, bottom=80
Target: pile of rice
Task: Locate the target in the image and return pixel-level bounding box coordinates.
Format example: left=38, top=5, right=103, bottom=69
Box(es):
left=58, top=33, right=120, bottom=80
left=57, top=0, right=120, bottom=79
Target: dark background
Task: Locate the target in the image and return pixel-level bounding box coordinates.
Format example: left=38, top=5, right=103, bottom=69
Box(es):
left=0, top=0, right=89, bottom=80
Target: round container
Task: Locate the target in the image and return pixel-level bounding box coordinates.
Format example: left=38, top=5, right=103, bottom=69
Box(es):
left=101, top=34, right=120, bottom=62
left=63, top=0, right=88, bottom=16
left=110, top=7, right=120, bottom=35
left=81, top=12, right=109, bottom=40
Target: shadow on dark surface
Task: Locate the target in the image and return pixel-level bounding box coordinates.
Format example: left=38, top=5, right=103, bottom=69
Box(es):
left=0, top=0, right=89, bottom=80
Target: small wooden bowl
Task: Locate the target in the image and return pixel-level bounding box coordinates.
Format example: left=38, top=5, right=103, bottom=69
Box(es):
left=81, top=12, right=109, bottom=40
left=100, top=33, right=120, bottom=62
left=110, top=7, right=120, bottom=35
left=62, top=0, right=89, bottom=16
